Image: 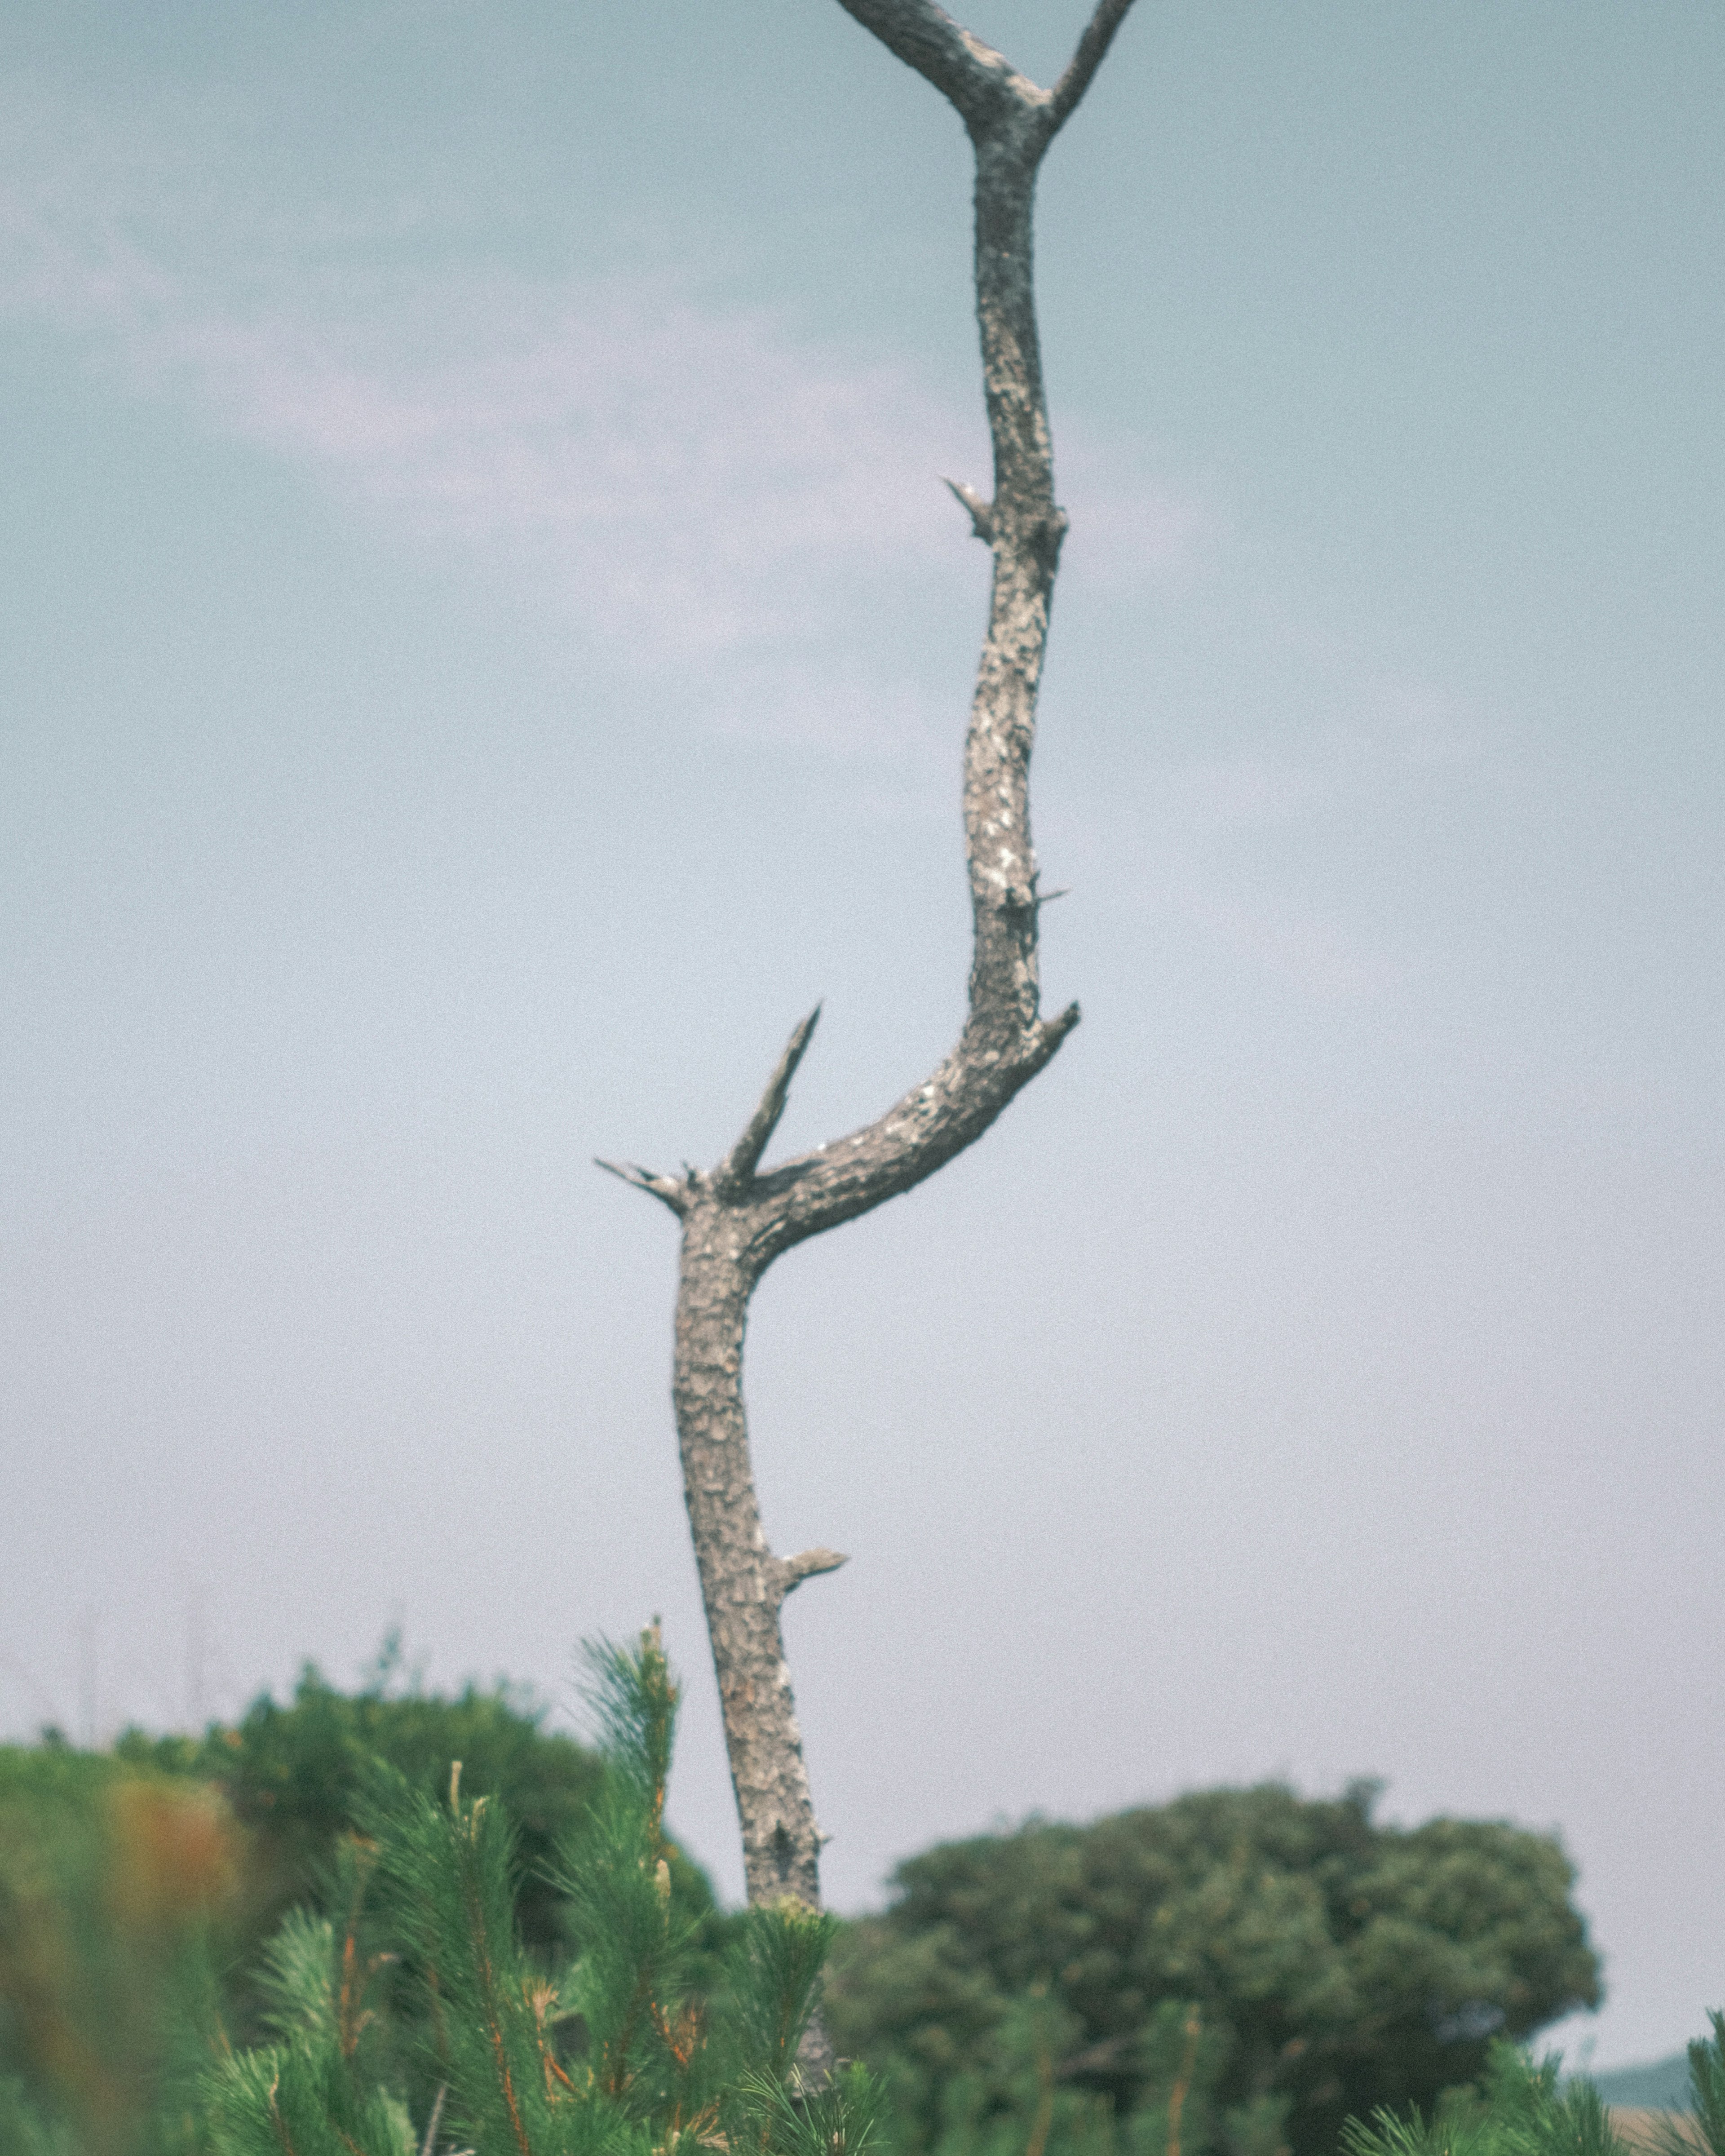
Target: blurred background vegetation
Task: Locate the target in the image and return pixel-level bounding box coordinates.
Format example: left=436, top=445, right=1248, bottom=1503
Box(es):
left=0, top=1647, right=722, bottom=2154
left=823, top=1781, right=1601, bottom=2156
left=0, top=1653, right=1613, bottom=2156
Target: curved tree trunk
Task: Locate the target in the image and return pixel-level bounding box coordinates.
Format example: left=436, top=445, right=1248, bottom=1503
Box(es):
left=599, top=0, right=1138, bottom=2081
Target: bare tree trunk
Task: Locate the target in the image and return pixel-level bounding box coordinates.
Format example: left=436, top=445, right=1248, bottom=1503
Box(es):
left=599, top=0, right=1137, bottom=2078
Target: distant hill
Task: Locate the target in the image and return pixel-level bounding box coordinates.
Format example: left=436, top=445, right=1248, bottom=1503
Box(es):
left=1590, top=2054, right=1694, bottom=2110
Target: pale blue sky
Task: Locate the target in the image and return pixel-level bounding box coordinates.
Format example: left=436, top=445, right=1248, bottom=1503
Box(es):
left=2, top=0, right=1722, bottom=2072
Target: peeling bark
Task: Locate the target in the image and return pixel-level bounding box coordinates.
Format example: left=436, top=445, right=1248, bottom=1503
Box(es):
left=597, top=0, right=1137, bottom=2081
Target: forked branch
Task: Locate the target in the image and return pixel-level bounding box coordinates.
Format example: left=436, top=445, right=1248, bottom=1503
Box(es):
left=596, top=0, right=1137, bottom=2011
left=830, top=0, right=1035, bottom=133
left=836, top=0, right=1137, bottom=145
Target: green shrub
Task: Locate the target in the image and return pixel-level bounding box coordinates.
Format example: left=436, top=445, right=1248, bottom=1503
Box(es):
left=826, top=1782, right=1601, bottom=2156
left=114, top=1638, right=636, bottom=1962
left=190, top=1625, right=877, bottom=2156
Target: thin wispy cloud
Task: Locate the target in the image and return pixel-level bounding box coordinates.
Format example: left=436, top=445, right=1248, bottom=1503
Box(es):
left=0, top=64, right=1466, bottom=982
left=0, top=69, right=1204, bottom=752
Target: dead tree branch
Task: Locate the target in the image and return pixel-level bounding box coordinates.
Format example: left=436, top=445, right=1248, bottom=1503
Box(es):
left=598, top=0, right=1137, bottom=2079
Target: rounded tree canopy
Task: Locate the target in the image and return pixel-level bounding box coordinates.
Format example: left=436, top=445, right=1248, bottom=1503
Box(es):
left=826, top=1782, right=1600, bottom=2156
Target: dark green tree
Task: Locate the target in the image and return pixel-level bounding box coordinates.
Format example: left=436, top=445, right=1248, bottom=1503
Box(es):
left=826, top=1783, right=1601, bottom=2156
left=115, top=1640, right=645, bottom=1961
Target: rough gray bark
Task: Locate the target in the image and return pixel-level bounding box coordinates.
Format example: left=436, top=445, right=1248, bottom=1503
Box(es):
left=598, top=0, right=1137, bottom=2076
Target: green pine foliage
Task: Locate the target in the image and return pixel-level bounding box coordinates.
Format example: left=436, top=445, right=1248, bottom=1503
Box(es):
left=826, top=1782, right=1601, bottom=2156
left=1654, top=2014, right=1725, bottom=2156
left=0, top=1646, right=729, bottom=2154
left=193, top=1624, right=881, bottom=2156
left=1335, top=2032, right=1725, bottom=2156
left=14, top=1637, right=1714, bottom=2156
left=723, top=1904, right=841, bottom=2092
